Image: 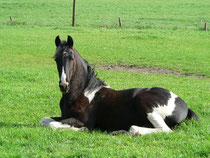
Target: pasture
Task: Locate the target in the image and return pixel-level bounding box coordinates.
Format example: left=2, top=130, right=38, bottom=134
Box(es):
left=0, top=0, right=209, bottom=157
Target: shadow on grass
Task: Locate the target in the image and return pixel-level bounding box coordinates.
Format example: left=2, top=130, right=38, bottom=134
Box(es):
left=0, top=122, right=36, bottom=128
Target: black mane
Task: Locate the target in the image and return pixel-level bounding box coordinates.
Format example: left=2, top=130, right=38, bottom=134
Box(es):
left=82, top=59, right=106, bottom=92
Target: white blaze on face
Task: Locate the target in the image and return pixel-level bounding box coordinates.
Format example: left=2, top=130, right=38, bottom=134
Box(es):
left=60, top=67, right=69, bottom=87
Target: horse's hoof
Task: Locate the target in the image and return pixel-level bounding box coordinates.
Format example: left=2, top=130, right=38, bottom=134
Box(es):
left=80, top=127, right=89, bottom=132
left=111, top=130, right=128, bottom=136
left=129, top=126, right=142, bottom=137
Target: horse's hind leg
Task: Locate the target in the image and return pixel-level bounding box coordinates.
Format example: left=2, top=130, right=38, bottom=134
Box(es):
left=129, top=126, right=163, bottom=136
left=147, top=112, right=172, bottom=132
left=129, top=112, right=172, bottom=136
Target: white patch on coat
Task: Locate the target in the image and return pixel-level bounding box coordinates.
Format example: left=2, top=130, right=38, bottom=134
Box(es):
left=144, top=91, right=177, bottom=133
left=84, top=86, right=110, bottom=103
left=129, top=91, right=177, bottom=136
left=60, top=67, right=69, bottom=87
left=84, top=87, right=102, bottom=103
left=151, top=91, right=177, bottom=119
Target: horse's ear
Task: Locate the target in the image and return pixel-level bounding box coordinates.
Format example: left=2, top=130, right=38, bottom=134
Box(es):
left=55, top=35, right=61, bottom=47
left=67, top=35, right=74, bottom=47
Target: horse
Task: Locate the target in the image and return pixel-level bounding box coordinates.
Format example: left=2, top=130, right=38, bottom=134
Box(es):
left=40, top=35, right=199, bottom=136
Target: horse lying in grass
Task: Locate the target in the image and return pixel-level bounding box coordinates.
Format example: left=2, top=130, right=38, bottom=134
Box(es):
left=40, top=35, right=199, bottom=136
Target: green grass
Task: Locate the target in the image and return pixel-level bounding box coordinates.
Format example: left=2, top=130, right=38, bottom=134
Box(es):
left=1, top=0, right=210, bottom=29
left=0, top=0, right=210, bottom=157
left=0, top=26, right=210, bottom=77
left=0, top=67, right=209, bottom=157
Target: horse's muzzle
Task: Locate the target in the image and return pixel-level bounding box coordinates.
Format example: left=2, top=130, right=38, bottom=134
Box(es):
left=59, top=81, right=70, bottom=94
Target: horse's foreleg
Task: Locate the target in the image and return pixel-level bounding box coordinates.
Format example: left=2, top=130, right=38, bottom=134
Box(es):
left=50, top=122, right=88, bottom=132
left=40, top=117, right=88, bottom=131
left=61, top=118, right=85, bottom=128
left=40, top=117, right=61, bottom=127
left=51, top=117, right=63, bottom=121
left=49, top=118, right=88, bottom=131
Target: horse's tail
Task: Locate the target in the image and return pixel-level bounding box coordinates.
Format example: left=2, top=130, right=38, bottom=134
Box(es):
left=187, top=108, right=200, bottom=121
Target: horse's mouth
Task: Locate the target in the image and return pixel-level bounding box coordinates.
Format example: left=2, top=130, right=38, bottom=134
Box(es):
left=59, top=86, right=70, bottom=94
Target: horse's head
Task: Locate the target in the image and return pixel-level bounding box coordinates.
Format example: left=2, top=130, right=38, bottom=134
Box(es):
left=54, top=35, right=75, bottom=94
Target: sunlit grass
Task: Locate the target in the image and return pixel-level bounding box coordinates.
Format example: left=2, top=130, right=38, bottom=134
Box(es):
left=0, top=0, right=209, bottom=157
left=0, top=66, right=209, bottom=157
left=0, top=26, right=209, bottom=77
left=1, top=0, right=210, bottom=30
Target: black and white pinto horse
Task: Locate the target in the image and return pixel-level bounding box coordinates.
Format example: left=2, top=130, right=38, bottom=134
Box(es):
left=40, top=35, right=199, bottom=136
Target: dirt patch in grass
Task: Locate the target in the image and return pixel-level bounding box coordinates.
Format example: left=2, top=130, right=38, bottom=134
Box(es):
left=96, top=65, right=206, bottom=79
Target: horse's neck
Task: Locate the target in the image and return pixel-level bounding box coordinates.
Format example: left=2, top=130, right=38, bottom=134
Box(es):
left=64, top=52, right=105, bottom=103
left=64, top=56, right=86, bottom=101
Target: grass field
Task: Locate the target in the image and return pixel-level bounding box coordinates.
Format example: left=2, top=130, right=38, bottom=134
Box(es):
left=0, top=0, right=210, bottom=157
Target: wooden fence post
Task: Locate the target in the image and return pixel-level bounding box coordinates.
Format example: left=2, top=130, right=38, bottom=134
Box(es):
left=72, top=0, right=76, bottom=27
left=119, top=17, right=122, bottom=27
left=10, top=16, right=13, bottom=22
left=204, top=22, right=208, bottom=31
